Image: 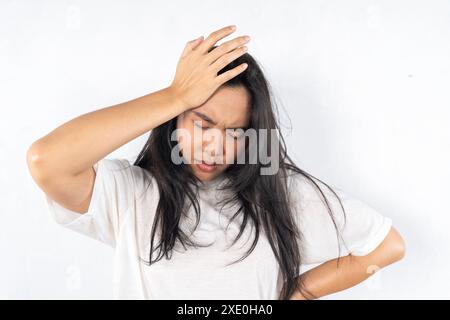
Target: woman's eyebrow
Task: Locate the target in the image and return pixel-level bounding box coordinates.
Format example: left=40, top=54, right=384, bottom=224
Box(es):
left=226, top=125, right=248, bottom=130
left=191, top=111, right=217, bottom=125
left=190, top=110, right=248, bottom=130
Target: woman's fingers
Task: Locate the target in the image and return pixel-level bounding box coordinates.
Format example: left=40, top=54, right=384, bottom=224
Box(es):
left=210, top=45, right=248, bottom=75
left=196, top=25, right=237, bottom=54
left=180, top=36, right=204, bottom=59
left=205, top=35, right=250, bottom=65
left=215, top=61, right=248, bottom=86
left=190, top=36, right=204, bottom=50
left=169, top=25, right=250, bottom=111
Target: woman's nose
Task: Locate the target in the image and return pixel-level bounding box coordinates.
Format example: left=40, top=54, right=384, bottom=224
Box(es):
left=203, top=133, right=224, bottom=157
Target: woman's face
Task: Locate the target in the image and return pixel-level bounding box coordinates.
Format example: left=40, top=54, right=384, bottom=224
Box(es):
left=176, top=85, right=251, bottom=182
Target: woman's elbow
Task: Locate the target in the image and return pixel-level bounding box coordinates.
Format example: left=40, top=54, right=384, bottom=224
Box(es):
left=379, top=226, right=406, bottom=265
left=358, top=226, right=406, bottom=268
left=389, top=226, right=406, bottom=262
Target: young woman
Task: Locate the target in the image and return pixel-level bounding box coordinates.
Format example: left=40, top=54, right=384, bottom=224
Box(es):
left=27, top=25, right=405, bottom=300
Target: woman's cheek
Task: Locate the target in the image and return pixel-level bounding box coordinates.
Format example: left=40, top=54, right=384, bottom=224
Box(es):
left=178, top=133, right=194, bottom=163
left=222, top=139, right=241, bottom=164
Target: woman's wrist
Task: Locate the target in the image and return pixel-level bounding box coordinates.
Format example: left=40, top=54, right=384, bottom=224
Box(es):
left=162, top=86, right=190, bottom=114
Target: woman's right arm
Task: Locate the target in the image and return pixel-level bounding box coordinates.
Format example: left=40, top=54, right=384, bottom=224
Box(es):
left=26, top=25, right=250, bottom=214
left=26, top=87, right=186, bottom=214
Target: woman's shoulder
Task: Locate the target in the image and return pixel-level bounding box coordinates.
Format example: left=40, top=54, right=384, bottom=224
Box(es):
left=284, top=167, right=323, bottom=195
left=97, top=157, right=158, bottom=201
left=283, top=167, right=344, bottom=210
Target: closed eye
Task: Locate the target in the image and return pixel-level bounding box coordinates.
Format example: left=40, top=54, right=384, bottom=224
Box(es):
left=193, top=120, right=209, bottom=129
left=227, top=129, right=245, bottom=139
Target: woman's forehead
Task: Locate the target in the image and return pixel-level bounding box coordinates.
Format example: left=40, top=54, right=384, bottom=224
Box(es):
left=192, top=86, right=251, bottom=127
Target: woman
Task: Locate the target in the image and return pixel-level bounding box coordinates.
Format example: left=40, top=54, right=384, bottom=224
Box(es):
left=27, top=25, right=405, bottom=300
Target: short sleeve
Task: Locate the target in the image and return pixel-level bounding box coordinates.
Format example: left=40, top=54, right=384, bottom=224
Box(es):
left=45, top=158, right=141, bottom=248
left=288, top=173, right=393, bottom=266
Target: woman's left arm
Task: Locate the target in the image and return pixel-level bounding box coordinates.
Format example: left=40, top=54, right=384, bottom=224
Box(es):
left=289, top=226, right=406, bottom=300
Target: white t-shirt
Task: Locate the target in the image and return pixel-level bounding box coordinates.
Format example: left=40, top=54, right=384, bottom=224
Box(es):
left=45, top=158, right=392, bottom=299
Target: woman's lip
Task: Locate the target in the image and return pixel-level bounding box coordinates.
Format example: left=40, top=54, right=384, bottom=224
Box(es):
left=194, top=159, right=216, bottom=165
left=196, top=161, right=217, bottom=173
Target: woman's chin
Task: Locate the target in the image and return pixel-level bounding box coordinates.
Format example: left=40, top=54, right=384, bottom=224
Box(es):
left=191, top=164, right=224, bottom=182
left=194, top=170, right=217, bottom=182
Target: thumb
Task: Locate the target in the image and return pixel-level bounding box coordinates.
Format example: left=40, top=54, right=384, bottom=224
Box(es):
left=190, top=36, right=204, bottom=50
left=181, top=36, right=204, bottom=58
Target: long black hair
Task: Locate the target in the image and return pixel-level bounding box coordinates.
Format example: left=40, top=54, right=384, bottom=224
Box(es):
left=134, top=46, right=347, bottom=300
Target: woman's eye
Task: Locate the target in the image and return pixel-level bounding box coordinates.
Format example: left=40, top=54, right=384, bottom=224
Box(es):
left=228, top=130, right=244, bottom=140
left=194, top=122, right=208, bottom=129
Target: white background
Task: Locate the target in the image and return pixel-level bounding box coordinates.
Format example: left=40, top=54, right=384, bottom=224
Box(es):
left=1, top=0, right=449, bottom=299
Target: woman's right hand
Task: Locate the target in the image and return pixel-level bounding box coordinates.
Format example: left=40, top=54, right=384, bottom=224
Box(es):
left=168, top=25, right=251, bottom=111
